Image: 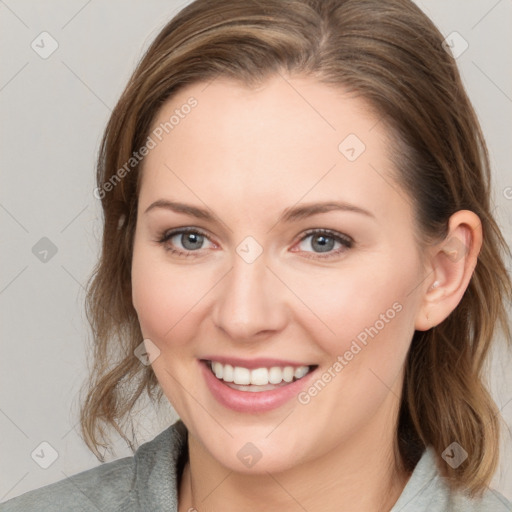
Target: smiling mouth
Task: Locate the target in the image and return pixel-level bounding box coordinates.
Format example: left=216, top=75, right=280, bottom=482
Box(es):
left=203, top=360, right=317, bottom=392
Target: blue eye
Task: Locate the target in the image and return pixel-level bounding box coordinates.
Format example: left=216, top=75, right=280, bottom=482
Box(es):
left=157, top=227, right=353, bottom=260
left=295, top=229, right=353, bottom=259
left=158, top=227, right=214, bottom=257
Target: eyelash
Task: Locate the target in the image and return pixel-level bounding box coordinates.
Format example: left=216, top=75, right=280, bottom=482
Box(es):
left=156, top=227, right=353, bottom=260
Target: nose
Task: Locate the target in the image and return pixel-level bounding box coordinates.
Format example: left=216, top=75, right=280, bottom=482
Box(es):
left=212, top=252, right=287, bottom=342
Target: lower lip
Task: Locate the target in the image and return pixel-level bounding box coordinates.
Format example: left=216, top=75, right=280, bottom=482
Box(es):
left=200, top=360, right=316, bottom=413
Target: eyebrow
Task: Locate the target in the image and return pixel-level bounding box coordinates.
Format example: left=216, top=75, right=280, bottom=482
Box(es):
left=144, top=199, right=375, bottom=222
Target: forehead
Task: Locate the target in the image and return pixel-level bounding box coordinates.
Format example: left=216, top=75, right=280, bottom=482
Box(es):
left=139, top=75, right=407, bottom=224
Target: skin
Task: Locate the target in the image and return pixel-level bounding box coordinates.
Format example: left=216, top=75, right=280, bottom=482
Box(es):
left=131, top=74, right=482, bottom=512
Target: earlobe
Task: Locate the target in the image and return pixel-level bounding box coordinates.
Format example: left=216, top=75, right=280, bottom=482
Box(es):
left=414, top=210, right=482, bottom=331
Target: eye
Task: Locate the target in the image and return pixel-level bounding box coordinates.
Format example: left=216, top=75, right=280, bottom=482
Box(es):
left=157, top=227, right=215, bottom=257
left=293, top=229, right=353, bottom=260
left=156, top=227, right=353, bottom=260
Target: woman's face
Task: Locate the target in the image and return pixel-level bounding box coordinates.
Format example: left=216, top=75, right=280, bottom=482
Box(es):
left=131, top=75, right=428, bottom=473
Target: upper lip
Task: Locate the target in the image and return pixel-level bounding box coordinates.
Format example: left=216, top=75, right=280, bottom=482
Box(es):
left=200, top=356, right=315, bottom=369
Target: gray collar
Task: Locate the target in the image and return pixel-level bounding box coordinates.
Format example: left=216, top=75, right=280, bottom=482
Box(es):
left=121, top=420, right=188, bottom=511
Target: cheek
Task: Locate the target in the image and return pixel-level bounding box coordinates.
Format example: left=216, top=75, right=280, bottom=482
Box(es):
left=131, top=245, right=220, bottom=347
left=292, top=264, right=419, bottom=426
left=294, top=258, right=418, bottom=359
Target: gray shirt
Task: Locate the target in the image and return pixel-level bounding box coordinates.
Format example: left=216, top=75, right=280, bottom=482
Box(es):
left=1, top=420, right=510, bottom=511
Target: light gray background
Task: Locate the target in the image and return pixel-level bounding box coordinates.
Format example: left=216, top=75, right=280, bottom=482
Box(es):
left=1, top=0, right=511, bottom=503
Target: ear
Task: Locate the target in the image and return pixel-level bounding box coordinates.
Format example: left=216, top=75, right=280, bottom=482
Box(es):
left=414, top=210, right=483, bottom=331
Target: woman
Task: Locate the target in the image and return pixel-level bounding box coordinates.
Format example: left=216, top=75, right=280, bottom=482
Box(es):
left=2, top=0, right=511, bottom=510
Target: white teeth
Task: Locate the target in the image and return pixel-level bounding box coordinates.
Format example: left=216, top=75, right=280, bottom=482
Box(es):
left=269, top=366, right=283, bottom=384
left=294, top=366, right=309, bottom=379
left=283, top=367, right=294, bottom=383
left=212, top=361, right=223, bottom=379
left=250, top=368, right=269, bottom=386
left=233, top=366, right=251, bottom=385
left=223, top=364, right=234, bottom=382
left=209, top=361, right=311, bottom=386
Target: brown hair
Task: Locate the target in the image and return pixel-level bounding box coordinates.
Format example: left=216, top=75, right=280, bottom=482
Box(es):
left=80, top=0, right=512, bottom=496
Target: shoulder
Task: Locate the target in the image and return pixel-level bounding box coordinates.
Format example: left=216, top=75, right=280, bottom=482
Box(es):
left=0, top=421, right=187, bottom=512
left=448, top=486, right=512, bottom=511
left=391, top=446, right=512, bottom=512
left=0, top=456, right=135, bottom=512
left=450, top=489, right=512, bottom=512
